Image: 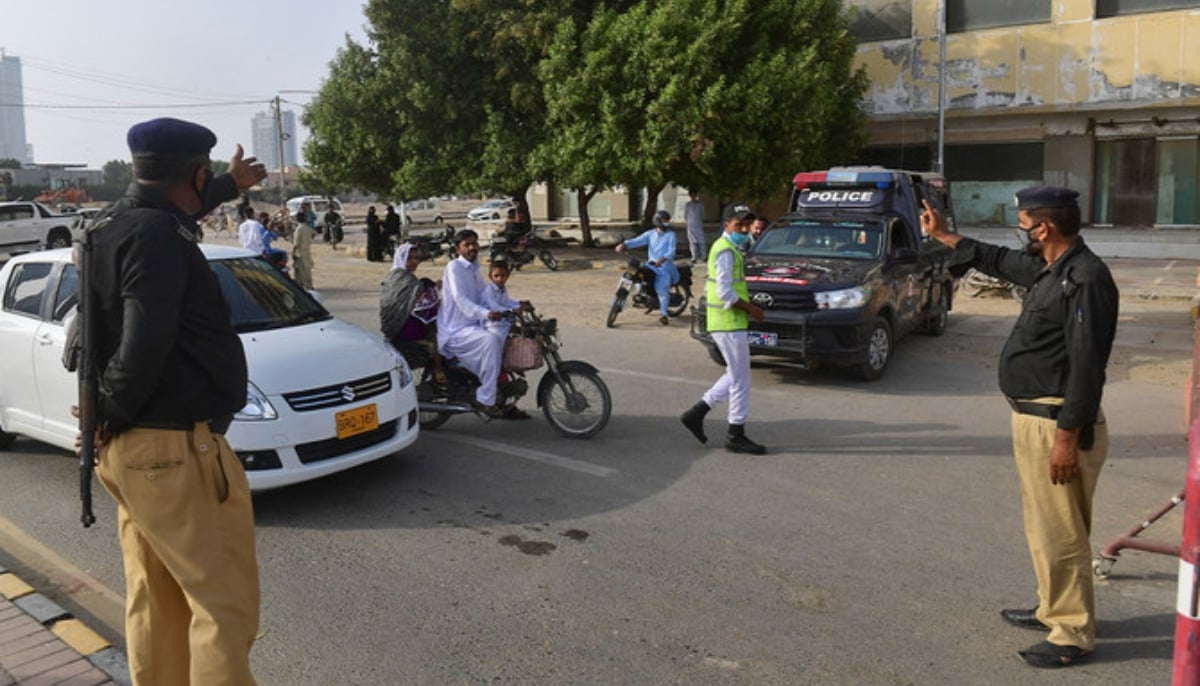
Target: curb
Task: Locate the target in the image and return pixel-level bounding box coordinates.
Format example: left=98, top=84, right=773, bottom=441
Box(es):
left=0, top=564, right=129, bottom=686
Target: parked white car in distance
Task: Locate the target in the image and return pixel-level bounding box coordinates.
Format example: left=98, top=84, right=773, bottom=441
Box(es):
left=0, top=201, right=82, bottom=256
left=466, top=198, right=515, bottom=222
left=0, top=245, right=420, bottom=490
left=403, top=198, right=444, bottom=225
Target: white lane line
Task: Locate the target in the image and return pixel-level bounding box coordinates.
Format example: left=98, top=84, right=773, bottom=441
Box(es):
left=439, top=434, right=618, bottom=478
left=599, top=367, right=791, bottom=397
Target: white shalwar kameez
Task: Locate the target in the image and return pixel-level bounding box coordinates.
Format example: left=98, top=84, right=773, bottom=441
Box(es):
left=438, top=256, right=504, bottom=406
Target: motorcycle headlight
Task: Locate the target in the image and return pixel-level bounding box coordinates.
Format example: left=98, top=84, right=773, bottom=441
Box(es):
left=814, top=287, right=867, bottom=310
left=387, top=343, right=414, bottom=388
left=236, top=382, right=277, bottom=421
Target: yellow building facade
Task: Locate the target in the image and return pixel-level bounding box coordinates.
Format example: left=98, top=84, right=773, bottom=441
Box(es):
left=852, top=0, right=1200, bottom=226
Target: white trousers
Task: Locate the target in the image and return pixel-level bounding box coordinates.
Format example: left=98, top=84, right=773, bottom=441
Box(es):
left=703, top=331, right=751, bottom=425
left=442, top=326, right=504, bottom=405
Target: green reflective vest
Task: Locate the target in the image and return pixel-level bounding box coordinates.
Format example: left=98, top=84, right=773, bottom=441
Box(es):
left=705, top=235, right=749, bottom=332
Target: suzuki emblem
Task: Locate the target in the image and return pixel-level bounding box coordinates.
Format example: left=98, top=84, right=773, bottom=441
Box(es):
left=340, top=385, right=357, bottom=402
left=751, top=292, right=774, bottom=308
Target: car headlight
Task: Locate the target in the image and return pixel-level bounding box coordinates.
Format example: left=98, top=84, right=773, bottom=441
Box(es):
left=235, top=382, right=278, bottom=421
left=814, top=287, right=867, bottom=310
left=387, top=343, right=414, bottom=388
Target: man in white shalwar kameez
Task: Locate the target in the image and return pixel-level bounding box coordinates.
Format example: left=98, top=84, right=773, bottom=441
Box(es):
left=437, top=229, right=508, bottom=416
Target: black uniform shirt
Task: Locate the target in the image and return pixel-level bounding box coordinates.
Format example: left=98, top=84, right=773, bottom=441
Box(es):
left=951, top=236, right=1119, bottom=430
left=88, top=183, right=248, bottom=433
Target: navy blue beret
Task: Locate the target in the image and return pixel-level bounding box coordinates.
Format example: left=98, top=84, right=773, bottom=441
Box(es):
left=1015, top=185, right=1079, bottom=210
left=127, top=118, right=217, bottom=157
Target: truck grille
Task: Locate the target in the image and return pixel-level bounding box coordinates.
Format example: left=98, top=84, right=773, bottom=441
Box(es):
left=748, top=288, right=817, bottom=312
left=283, top=372, right=392, bottom=412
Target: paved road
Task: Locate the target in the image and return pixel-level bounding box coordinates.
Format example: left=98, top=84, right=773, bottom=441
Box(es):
left=0, top=243, right=1193, bottom=685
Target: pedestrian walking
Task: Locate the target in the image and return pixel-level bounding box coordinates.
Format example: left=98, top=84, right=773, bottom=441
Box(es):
left=366, top=205, right=383, bottom=261
left=921, top=186, right=1119, bottom=669
left=292, top=202, right=318, bottom=290
left=684, top=191, right=706, bottom=263
left=384, top=203, right=401, bottom=245
left=680, top=203, right=767, bottom=454
left=85, top=117, right=266, bottom=686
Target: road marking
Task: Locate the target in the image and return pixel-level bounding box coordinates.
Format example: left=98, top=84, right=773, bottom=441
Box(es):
left=439, top=434, right=618, bottom=477
left=599, top=367, right=790, bottom=397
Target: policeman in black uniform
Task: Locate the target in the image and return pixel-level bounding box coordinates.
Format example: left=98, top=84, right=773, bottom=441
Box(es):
left=921, top=186, right=1118, bottom=669
left=87, top=117, right=266, bottom=686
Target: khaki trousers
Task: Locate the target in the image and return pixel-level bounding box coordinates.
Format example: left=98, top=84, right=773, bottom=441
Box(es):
left=1011, top=408, right=1108, bottom=651
left=97, top=423, right=260, bottom=686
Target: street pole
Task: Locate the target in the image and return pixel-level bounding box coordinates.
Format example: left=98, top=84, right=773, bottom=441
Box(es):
left=273, top=95, right=287, bottom=204
left=936, top=0, right=947, bottom=174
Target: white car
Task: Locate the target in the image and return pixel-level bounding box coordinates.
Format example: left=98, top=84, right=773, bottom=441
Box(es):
left=466, top=198, right=514, bottom=222
left=0, top=245, right=419, bottom=491
left=403, top=198, right=444, bottom=225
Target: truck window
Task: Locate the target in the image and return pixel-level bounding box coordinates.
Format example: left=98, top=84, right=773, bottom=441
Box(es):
left=3, top=262, right=53, bottom=317
left=889, top=218, right=916, bottom=253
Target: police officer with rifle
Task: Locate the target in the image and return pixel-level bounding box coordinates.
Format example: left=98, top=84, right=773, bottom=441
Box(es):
left=75, top=117, right=266, bottom=686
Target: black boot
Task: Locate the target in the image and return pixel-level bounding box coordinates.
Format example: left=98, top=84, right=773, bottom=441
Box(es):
left=680, top=401, right=710, bottom=444
left=725, top=424, right=766, bottom=455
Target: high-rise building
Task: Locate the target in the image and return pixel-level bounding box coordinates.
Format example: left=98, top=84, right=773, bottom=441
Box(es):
left=0, top=51, right=30, bottom=164
left=252, top=109, right=298, bottom=172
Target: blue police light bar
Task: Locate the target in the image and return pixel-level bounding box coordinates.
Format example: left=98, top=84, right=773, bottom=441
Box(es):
left=824, top=170, right=894, bottom=189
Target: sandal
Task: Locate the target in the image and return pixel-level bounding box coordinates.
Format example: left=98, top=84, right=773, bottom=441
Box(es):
left=432, top=370, right=449, bottom=386
left=472, top=402, right=505, bottom=420
left=1018, top=640, right=1091, bottom=668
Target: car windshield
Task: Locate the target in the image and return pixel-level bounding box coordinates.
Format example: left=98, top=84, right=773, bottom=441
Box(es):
left=209, top=256, right=332, bottom=332
left=751, top=219, right=883, bottom=261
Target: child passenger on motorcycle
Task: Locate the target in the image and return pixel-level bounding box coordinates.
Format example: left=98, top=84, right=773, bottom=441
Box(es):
left=614, top=209, right=679, bottom=326
left=482, top=256, right=530, bottom=338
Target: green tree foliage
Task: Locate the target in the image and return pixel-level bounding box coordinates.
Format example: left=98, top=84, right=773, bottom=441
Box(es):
left=0, top=158, right=21, bottom=170
left=305, top=0, right=867, bottom=235
left=102, top=160, right=133, bottom=186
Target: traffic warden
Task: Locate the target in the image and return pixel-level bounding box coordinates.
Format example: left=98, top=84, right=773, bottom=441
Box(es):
left=615, top=209, right=680, bottom=325
left=87, top=118, right=266, bottom=685
left=921, top=186, right=1118, bottom=669
left=680, top=203, right=767, bottom=454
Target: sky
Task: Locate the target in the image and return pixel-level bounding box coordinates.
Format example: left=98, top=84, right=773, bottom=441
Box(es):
left=2, top=1, right=372, bottom=170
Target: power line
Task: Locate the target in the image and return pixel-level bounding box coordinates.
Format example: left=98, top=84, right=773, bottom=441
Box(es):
left=16, top=52, right=263, bottom=101
left=1, top=100, right=269, bottom=110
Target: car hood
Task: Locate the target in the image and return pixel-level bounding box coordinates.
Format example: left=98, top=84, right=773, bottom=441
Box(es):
left=239, top=318, right=395, bottom=395
left=744, top=256, right=874, bottom=291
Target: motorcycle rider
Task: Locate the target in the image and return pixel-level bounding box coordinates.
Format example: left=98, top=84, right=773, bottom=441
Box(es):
left=438, top=229, right=530, bottom=419
left=615, top=209, right=679, bottom=325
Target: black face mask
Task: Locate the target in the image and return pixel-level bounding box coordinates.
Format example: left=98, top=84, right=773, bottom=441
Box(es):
left=1016, top=223, right=1042, bottom=255
left=191, top=168, right=214, bottom=220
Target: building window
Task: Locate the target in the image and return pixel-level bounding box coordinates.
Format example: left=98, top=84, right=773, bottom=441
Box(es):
left=1094, top=138, right=1157, bottom=226
left=1097, top=0, right=1200, bottom=17
left=848, top=0, right=912, bottom=42
left=945, top=143, right=1043, bottom=181
left=1155, top=138, right=1199, bottom=225
left=946, top=0, right=1048, bottom=33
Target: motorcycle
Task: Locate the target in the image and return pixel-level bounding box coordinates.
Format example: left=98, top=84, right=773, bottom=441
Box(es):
left=958, top=267, right=1026, bottom=302
left=386, top=225, right=456, bottom=262
left=606, top=258, right=693, bottom=328
left=398, top=309, right=612, bottom=438
left=490, top=232, right=560, bottom=271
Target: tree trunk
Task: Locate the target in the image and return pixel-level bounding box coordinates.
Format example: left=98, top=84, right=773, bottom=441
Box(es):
left=577, top=187, right=598, bottom=247
left=641, top=182, right=666, bottom=226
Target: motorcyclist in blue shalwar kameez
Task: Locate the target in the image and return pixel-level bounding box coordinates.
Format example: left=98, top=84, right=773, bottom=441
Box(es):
left=615, top=210, right=680, bottom=325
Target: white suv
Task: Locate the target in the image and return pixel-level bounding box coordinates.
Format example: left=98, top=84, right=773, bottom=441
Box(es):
left=0, top=245, right=421, bottom=490
left=0, top=201, right=82, bottom=255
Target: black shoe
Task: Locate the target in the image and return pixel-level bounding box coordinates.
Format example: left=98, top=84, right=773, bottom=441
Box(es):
left=1001, top=607, right=1050, bottom=631
left=680, top=401, right=709, bottom=444
left=659, top=315, right=669, bottom=326
left=725, top=424, right=766, bottom=455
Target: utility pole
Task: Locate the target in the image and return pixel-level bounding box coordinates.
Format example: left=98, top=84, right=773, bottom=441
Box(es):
left=273, top=95, right=287, bottom=203
left=936, top=0, right=947, bottom=174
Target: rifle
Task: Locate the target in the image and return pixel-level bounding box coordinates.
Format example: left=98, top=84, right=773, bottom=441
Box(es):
left=76, top=228, right=98, bottom=528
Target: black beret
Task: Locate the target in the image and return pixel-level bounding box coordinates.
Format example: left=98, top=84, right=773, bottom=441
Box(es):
left=722, top=203, right=756, bottom=222
left=1015, top=185, right=1079, bottom=210
left=127, top=118, right=217, bottom=157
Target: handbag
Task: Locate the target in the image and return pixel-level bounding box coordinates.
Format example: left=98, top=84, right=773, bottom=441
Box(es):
left=503, top=336, right=543, bottom=372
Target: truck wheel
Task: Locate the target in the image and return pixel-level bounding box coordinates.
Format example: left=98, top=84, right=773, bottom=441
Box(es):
left=854, top=317, right=893, bottom=381
left=925, top=289, right=950, bottom=337
left=707, top=344, right=726, bottom=367
left=1011, top=285, right=1027, bottom=303
left=46, top=229, right=71, bottom=250
left=0, top=427, right=15, bottom=450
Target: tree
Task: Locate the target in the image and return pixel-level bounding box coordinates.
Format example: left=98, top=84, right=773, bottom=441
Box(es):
left=541, top=0, right=869, bottom=230
left=0, top=158, right=20, bottom=170
left=102, top=160, right=133, bottom=186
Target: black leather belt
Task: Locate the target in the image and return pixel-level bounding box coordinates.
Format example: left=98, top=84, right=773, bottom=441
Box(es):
left=1006, top=398, right=1061, bottom=420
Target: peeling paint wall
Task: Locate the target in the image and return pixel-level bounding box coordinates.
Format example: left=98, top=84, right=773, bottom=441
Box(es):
left=856, top=6, right=1200, bottom=116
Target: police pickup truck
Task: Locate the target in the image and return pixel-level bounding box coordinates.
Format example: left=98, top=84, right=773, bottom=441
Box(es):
left=690, top=167, right=955, bottom=380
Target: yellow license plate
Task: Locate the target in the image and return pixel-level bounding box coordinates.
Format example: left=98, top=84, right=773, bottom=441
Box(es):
left=335, top=404, right=378, bottom=439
